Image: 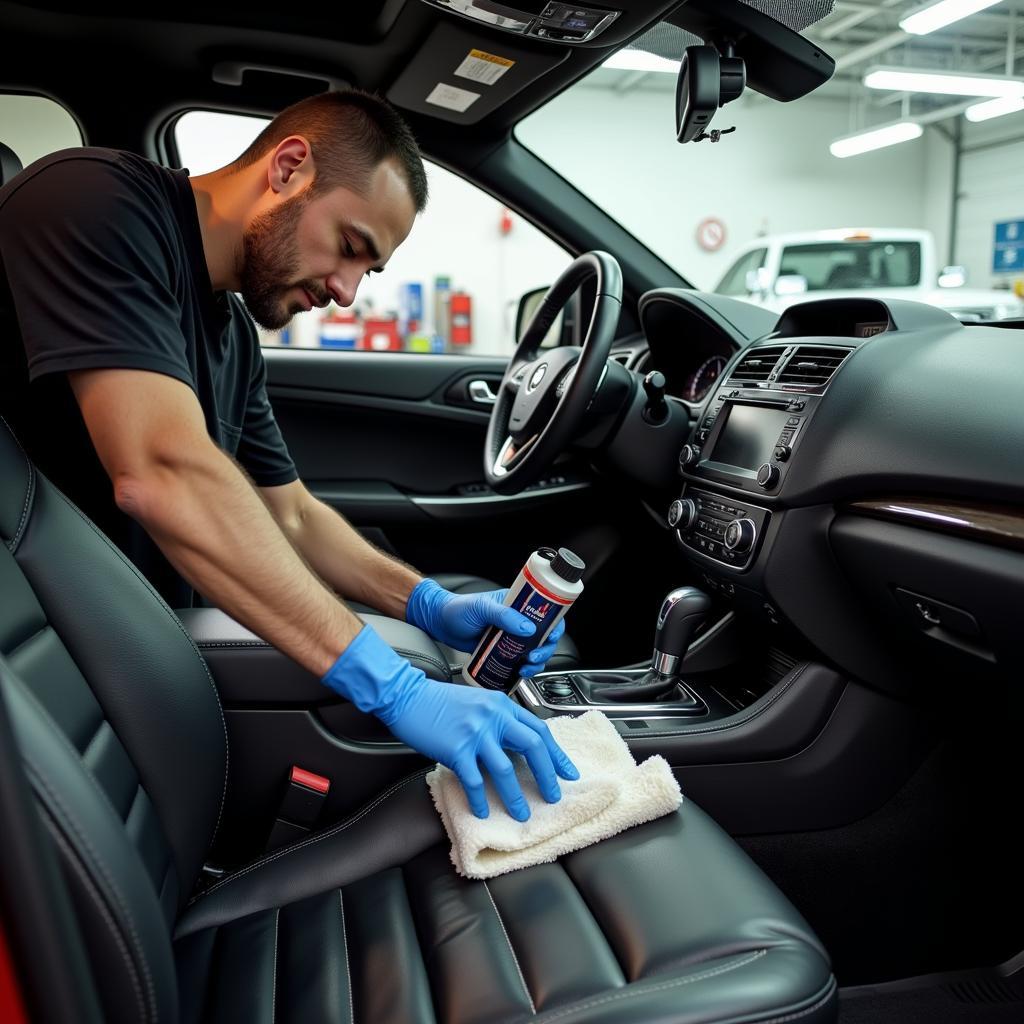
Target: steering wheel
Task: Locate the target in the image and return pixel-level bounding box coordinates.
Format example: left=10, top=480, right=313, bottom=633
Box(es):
left=484, top=251, right=622, bottom=495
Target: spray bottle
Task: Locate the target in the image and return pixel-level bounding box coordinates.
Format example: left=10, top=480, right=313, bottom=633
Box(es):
left=463, top=547, right=585, bottom=693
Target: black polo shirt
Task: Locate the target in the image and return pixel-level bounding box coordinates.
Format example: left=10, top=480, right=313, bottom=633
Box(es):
left=0, top=147, right=298, bottom=607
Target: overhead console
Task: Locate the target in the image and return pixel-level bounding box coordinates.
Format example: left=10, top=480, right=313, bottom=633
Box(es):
left=418, top=0, right=622, bottom=44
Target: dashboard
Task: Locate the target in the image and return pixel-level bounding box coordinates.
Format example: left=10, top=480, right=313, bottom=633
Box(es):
left=605, top=289, right=1024, bottom=694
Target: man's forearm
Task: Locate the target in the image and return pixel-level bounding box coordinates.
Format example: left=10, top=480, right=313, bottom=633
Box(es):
left=281, top=495, right=422, bottom=619
left=119, top=447, right=363, bottom=677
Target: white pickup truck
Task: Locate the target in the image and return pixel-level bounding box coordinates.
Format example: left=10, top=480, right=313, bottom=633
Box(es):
left=714, top=227, right=1024, bottom=322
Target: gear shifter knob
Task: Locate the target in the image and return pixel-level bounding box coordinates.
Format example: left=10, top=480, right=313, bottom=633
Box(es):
left=652, top=587, right=712, bottom=677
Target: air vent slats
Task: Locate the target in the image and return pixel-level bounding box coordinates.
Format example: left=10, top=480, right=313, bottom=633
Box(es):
left=727, top=345, right=786, bottom=384
left=776, top=345, right=852, bottom=387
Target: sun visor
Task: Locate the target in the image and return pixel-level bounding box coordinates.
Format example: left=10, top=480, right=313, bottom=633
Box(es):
left=387, top=20, right=569, bottom=124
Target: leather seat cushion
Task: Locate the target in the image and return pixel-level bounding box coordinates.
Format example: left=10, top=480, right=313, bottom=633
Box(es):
left=174, top=771, right=835, bottom=1024
left=349, top=572, right=581, bottom=674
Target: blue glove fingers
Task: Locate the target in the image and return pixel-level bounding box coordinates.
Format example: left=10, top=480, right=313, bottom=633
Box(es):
left=479, top=741, right=530, bottom=821
left=520, top=640, right=559, bottom=677
left=454, top=756, right=490, bottom=819
left=492, top=603, right=536, bottom=638
left=512, top=704, right=580, bottom=781
left=502, top=720, right=562, bottom=804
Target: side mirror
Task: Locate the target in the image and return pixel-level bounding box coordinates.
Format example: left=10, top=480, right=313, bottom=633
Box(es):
left=775, top=274, right=808, bottom=296
left=514, top=286, right=569, bottom=347
left=938, top=265, right=967, bottom=288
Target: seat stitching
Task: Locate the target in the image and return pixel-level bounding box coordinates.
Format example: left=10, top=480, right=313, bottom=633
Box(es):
left=271, top=908, right=280, bottom=1024
left=1, top=414, right=36, bottom=554
left=339, top=890, right=354, bottom=1024
left=627, top=663, right=812, bottom=739
left=482, top=880, right=535, bottom=1015
left=533, top=949, right=767, bottom=1024
left=48, top=488, right=230, bottom=843
left=28, top=763, right=159, bottom=1023
left=46, top=818, right=149, bottom=1024
left=187, top=769, right=431, bottom=906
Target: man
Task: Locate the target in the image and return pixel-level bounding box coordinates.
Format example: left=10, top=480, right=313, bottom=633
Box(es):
left=0, top=89, right=578, bottom=821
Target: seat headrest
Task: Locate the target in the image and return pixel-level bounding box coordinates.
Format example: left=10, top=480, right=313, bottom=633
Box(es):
left=0, top=142, right=24, bottom=186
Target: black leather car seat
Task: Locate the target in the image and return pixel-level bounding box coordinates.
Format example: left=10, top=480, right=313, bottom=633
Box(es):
left=0, top=415, right=837, bottom=1023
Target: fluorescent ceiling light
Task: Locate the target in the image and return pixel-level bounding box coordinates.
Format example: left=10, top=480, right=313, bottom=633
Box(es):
left=830, top=120, right=923, bottom=158
left=602, top=50, right=680, bottom=73
left=900, top=0, right=1004, bottom=36
left=965, top=95, right=1024, bottom=120
left=864, top=67, right=1024, bottom=97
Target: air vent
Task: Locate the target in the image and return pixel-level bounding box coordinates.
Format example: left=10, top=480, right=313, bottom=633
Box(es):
left=776, top=345, right=852, bottom=387
left=727, top=345, right=786, bottom=384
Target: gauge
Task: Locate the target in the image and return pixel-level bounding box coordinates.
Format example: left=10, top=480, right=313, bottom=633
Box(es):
left=683, top=355, right=727, bottom=402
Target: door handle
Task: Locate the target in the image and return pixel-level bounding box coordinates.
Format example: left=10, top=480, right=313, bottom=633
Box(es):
left=468, top=380, right=498, bottom=405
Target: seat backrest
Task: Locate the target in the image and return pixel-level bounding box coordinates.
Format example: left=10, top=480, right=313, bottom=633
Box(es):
left=0, top=414, right=228, bottom=1024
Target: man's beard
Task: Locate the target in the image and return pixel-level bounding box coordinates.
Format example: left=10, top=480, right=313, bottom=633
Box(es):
left=239, top=191, right=329, bottom=330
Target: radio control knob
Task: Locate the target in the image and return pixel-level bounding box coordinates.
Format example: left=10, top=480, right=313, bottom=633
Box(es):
left=724, top=518, right=757, bottom=554
left=679, top=444, right=701, bottom=469
left=669, top=498, right=699, bottom=531
left=774, top=444, right=791, bottom=462
left=756, top=462, right=779, bottom=488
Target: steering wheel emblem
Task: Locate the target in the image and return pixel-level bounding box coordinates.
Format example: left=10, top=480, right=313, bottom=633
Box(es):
left=526, top=363, right=548, bottom=393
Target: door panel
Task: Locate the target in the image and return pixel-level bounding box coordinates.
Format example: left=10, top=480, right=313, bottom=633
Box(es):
left=264, top=347, right=600, bottom=590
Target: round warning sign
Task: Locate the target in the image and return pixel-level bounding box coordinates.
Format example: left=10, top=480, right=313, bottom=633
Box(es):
left=696, top=217, right=726, bottom=252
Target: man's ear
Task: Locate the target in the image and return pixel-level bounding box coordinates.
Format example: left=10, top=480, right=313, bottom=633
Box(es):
left=267, top=136, right=315, bottom=197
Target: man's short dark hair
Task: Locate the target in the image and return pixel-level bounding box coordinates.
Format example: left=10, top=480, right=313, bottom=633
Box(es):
left=234, top=89, right=428, bottom=212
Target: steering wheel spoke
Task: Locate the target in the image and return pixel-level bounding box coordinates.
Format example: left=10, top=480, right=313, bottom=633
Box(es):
left=484, top=252, right=622, bottom=494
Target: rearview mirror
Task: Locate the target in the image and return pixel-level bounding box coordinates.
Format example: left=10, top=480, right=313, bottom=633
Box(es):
left=676, top=44, right=746, bottom=144
left=775, top=274, right=808, bottom=296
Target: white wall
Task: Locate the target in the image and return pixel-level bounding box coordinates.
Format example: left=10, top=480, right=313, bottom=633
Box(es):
left=518, top=83, right=938, bottom=290
left=955, top=114, right=1024, bottom=292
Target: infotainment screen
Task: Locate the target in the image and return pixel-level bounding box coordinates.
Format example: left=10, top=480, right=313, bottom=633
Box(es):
left=708, top=405, right=791, bottom=471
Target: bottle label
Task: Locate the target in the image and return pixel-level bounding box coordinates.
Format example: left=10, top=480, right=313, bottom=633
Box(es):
left=466, top=579, right=570, bottom=692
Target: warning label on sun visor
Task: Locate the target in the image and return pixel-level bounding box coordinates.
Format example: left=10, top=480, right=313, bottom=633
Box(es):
left=454, top=49, right=515, bottom=86
left=426, top=83, right=480, bottom=113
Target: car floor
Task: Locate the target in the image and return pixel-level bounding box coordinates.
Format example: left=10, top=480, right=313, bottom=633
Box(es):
left=838, top=952, right=1024, bottom=1023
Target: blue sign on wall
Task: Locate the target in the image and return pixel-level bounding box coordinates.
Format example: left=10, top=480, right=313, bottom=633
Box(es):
left=993, top=219, right=1024, bottom=273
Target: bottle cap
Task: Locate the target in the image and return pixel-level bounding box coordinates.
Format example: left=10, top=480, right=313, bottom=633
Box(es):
left=550, top=547, right=585, bottom=584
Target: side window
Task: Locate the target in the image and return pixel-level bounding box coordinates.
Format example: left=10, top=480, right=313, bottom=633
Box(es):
left=0, top=94, right=82, bottom=167
left=716, top=248, right=767, bottom=296
left=174, top=110, right=570, bottom=356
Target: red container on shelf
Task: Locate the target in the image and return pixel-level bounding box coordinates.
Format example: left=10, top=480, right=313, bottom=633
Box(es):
left=362, top=316, right=403, bottom=351
left=450, top=291, right=472, bottom=346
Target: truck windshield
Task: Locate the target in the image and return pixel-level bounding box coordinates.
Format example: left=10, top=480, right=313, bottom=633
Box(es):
left=779, top=241, right=922, bottom=290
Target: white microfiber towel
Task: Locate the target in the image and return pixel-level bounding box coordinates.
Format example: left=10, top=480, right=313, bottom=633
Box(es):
left=426, top=709, right=682, bottom=879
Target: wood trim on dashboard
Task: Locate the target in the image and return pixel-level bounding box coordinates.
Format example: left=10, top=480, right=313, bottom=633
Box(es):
left=846, top=499, right=1024, bottom=554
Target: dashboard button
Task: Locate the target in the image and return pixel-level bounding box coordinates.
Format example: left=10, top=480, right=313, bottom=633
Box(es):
left=786, top=416, right=801, bottom=426
left=774, top=445, right=791, bottom=462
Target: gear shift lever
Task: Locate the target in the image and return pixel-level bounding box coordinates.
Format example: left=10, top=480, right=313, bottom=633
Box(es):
left=651, top=587, right=713, bottom=678
left=587, top=586, right=711, bottom=702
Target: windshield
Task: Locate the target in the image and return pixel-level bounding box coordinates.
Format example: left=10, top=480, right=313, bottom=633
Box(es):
left=516, top=10, right=1024, bottom=322
left=776, top=240, right=922, bottom=291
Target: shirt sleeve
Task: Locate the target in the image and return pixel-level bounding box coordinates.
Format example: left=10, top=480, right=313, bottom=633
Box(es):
left=232, top=305, right=299, bottom=488
left=0, top=153, right=194, bottom=387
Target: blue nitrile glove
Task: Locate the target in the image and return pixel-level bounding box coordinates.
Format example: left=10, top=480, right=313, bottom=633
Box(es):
left=321, top=624, right=579, bottom=820
left=405, top=578, right=565, bottom=678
